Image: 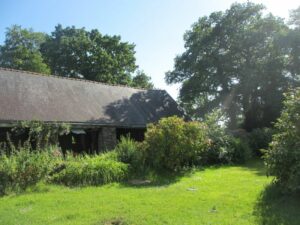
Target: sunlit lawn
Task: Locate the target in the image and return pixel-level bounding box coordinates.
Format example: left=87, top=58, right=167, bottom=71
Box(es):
left=0, top=160, right=299, bottom=225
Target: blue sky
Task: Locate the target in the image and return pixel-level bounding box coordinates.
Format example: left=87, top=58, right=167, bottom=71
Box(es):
left=0, top=0, right=299, bottom=98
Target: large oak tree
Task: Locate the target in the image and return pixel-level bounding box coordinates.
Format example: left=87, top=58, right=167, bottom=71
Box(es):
left=166, top=2, right=300, bottom=131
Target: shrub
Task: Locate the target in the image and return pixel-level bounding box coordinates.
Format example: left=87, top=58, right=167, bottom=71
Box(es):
left=202, top=110, right=252, bottom=164
left=202, top=110, right=232, bottom=164
left=264, top=88, right=300, bottom=192
left=50, top=154, right=129, bottom=186
left=143, top=116, right=209, bottom=171
left=0, top=146, right=59, bottom=195
left=115, top=136, right=145, bottom=171
left=248, top=127, right=273, bottom=156
left=228, top=137, right=252, bottom=163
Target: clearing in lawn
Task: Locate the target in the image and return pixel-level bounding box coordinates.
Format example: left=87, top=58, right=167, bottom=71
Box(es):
left=0, top=160, right=299, bottom=225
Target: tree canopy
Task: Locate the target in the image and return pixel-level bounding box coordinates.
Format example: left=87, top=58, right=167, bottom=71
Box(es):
left=0, top=25, right=153, bottom=89
left=131, top=70, right=154, bottom=89
left=0, top=25, right=50, bottom=74
left=166, top=2, right=300, bottom=131
left=40, top=25, right=137, bottom=85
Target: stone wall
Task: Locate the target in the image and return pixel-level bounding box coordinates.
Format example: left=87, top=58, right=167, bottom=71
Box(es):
left=98, top=127, right=117, bottom=152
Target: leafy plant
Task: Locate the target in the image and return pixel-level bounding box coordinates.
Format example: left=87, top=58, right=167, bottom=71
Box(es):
left=115, top=136, right=145, bottom=171
left=0, top=146, right=60, bottom=195
left=201, top=110, right=252, bottom=164
left=143, top=116, right=209, bottom=171
left=50, top=154, right=129, bottom=186
left=264, top=88, right=300, bottom=192
left=248, top=128, right=273, bottom=156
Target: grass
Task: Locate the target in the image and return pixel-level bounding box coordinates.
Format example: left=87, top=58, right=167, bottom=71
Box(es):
left=0, top=160, right=299, bottom=225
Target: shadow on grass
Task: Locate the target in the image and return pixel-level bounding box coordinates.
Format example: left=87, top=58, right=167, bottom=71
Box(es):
left=120, top=168, right=200, bottom=189
left=121, top=159, right=266, bottom=189
left=254, top=184, right=300, bottom=225
left=242, top=158, right=267, bottom=176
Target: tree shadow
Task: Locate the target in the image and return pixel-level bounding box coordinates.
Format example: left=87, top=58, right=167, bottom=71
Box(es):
left=87, top=90, right=186, bottom=126
left=254, top=183, right=300, bottom=225
left=120, top=168, right=199, bottom=189
left=242, top=159, right=267, bottom=176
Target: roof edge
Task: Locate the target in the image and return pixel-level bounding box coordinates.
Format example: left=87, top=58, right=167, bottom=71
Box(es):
left=0, top=67, right=161, bottom=92
left=0, top=120, right=147, bottom=128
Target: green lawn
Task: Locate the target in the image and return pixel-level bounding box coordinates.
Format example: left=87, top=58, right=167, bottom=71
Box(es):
left=0, top=160, right=299, bottom=225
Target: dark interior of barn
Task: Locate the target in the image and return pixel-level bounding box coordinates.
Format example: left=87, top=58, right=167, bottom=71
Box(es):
left=0, top=127, right=146, bottom=153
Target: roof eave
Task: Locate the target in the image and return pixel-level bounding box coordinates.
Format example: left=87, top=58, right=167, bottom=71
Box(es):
left=0, top=120, right=147, bottom=129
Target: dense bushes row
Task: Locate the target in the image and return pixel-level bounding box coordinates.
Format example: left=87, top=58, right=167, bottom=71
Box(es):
left=0, top=147, right=128, bottom=195
left=0, top=113, right=257, bottom=195
left=50, top=155, right=128, bottom=186
left=115, top=114, right=253, bottom=172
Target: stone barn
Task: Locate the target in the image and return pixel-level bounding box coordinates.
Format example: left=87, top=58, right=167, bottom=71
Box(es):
left=0, top=68, right=185, bottom=152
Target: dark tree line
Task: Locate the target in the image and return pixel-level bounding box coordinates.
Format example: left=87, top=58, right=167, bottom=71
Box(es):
left=166, top=2, right=300, bottom=131
left=0, top=24, right=153, bottom=89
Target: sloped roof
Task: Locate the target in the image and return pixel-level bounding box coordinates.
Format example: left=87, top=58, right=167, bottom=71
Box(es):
left=0, top=68, right=185, bottom=127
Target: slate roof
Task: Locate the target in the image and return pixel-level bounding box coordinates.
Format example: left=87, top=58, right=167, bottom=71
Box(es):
left=0, top=68, right=185, bottom=127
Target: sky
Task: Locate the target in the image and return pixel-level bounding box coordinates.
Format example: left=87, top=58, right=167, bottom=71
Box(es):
left=0, top=0, right=299, bottom=99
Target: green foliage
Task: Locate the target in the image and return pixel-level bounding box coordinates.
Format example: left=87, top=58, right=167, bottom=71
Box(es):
left=115, top=136, right=145, bottom=171
left=166, top=2, right=299, bottom=131
left=11, top=120, right=70, bottom=149
left=202, top=110, right=252, bottom=164
left=41, top=24, right=137, bottom=85
left=248, top=128, right=273, bottom=156
left=50, top=154, right=128, bottom=186
left=0, top=24, right=153, bottom=88
left=228, top=137, right=252, bottom=164
left=264, top=88, right=300, bottom=192
left=0, top=25, right=50, bottom=74
left=289, top=6, right=300, bottom=28
left=0, top=144, right=128, bottom=194
left=141, top=115, right=252, bottom=171
left=201, top=110, right=232, bottom=163
left=0, top=146, right=60, bottom=195
left=143, top=116, right=209, bottom=171
left=131, top=70, right=154, bottom=89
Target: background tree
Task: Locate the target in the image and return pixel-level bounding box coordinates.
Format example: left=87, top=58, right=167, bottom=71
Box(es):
left=40, top=25, right=137, bottom=85
left=132, top=70, right=154, bottom=89
left=289, top=6, right=300, bottom=28
left=0, top=24, right=154, bottom=88
left=166, top=2, right=299, bottom=131
left=0, top=25, right=50, bottom=74
left=286, top=6, right=300, bottom=84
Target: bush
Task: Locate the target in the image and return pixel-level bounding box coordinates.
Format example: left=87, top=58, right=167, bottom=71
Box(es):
left=202, top=110, right=252, bottom=164
left=202, top=110, right=232, bottom=164
left=50, top=154, right=129, bottom=186
left=115, top=136, right=145, bottom=171
left=248, top=128, right=273, bottom=156
left=264, top=88, right=300, bottom=192
left=228, top=137, right=252, bottom=163
left=143, top=116, right=209, bottom=171
left=0, top=146, right=59, bottom=195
